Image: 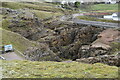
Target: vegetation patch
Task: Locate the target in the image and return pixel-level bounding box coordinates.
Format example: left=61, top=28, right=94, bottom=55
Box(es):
left=2, top=60, right=118, bottom=78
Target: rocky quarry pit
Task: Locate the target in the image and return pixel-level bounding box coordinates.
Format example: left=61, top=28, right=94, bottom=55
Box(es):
left=2, top=7, right=120, bottom=67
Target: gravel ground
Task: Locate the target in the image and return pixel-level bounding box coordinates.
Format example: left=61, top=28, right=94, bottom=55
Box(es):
left=1, top=52, right=25, bottom=60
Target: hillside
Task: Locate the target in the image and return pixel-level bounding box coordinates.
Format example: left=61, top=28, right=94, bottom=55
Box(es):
left=0, top=1, right=120, bottom=79
left=1, top=2, right=120, bottom=63
left=1, top=28, right=62, bottom=61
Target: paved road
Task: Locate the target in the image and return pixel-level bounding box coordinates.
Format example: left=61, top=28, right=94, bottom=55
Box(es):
left=1, top=52, right=25, bottom=60
left=60, top=14, right=119, bottom=28
left=73, top=19, right=119, bottom=28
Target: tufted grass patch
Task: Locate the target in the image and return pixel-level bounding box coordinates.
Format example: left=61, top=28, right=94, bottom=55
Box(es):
left=2, top=60, right=118, bottom=78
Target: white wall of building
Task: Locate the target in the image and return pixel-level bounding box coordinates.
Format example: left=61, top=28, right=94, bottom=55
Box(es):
left=104, top=13, right=120, bottom=21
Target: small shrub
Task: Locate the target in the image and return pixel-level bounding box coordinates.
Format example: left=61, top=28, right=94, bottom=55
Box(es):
left=75, top=1, right=80, bottom=8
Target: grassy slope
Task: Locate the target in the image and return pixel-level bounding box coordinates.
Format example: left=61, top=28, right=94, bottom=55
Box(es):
left=2, top=2, right=67, bottom=24
left=31, top=10, right=63, bottom=20
left=1, top=2, right=119, bottom=78
left=2, top=2, right=25, bottom=9
left=2, top=2, right=63, bottom=13
left=2, top=2, right=63, bottom=19
left=2, top=60, right=118, bottom=78
left=1, top=29, right=37, bottom=53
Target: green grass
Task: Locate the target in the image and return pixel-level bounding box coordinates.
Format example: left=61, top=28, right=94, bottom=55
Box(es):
left=77, top=16, right=120, bottom=23
left=2, top=2, right=62, bottom=13
left=31, top=10, right=63, bottom=20
left=2, top=60, right=118, bottom=78
left=2, top=2, right=25, bottom=9
left=91, top=4, right=118, bottom=11
left=0, top=29, right=37, bottom=53
left=80, top=4, right=119, bottom=12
